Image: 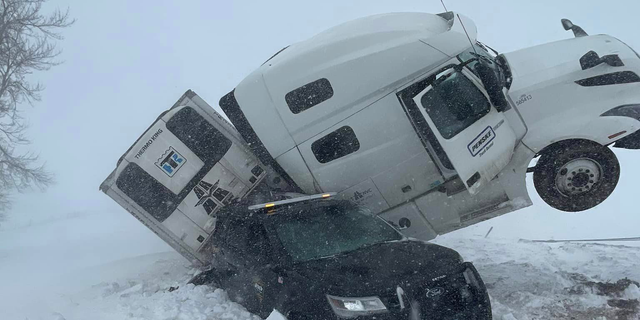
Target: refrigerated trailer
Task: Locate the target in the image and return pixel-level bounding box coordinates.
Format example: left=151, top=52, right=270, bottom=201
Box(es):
left=100, top=92, right=293, bottom=265
left=101, top=11, right=640, bottom=266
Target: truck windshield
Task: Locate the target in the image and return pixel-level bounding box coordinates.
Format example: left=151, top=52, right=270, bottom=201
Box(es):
left=271, top=204, right=402, bottom=262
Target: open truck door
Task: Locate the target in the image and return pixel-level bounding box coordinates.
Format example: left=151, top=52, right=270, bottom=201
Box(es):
left=410, top=66, right=517, bottom=194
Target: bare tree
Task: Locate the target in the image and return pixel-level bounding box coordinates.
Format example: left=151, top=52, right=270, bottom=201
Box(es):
left=0, top=0, right=73, bottom=213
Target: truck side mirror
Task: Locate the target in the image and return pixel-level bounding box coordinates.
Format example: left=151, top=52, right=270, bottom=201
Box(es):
left=474, top=62, right=509, bottom=112
left=561, top=18, right=588, bottom=38
left=561, top=19, right=574, bottom=30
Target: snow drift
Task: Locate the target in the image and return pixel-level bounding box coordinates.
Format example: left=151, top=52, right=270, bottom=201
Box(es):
left=2, top=211, right=639, bottom=320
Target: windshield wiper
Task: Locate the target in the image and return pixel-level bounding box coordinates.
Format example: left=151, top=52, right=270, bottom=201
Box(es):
left=477, top=41, right=500, bottom=57
left=333, top=240, right=398, bottom=258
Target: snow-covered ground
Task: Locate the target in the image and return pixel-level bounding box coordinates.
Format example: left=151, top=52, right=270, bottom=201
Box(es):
left=2, top=211, right=639, bottom=320
left=435, top=237, right=640, bottom=320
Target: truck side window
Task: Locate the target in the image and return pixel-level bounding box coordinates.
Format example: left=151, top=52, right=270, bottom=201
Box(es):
left=285, top=78, right=334, bottom=114
left=311, top=126, right=360, bottom=163
left=115, top=163, right=176, bottom=222
left=421, top=72, right=490, bottom=139
left=166, top=107, right=232, bottom=164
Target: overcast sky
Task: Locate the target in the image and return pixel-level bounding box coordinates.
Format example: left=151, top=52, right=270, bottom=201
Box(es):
left=8, top=0, right=640, bottom=239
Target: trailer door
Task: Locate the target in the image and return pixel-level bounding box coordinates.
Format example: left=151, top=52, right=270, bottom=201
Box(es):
left=411, top=68, right=516, bottom=193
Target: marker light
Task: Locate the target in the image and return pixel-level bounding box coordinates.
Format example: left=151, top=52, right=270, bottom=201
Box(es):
left=248, top=192, right=338, bottom=211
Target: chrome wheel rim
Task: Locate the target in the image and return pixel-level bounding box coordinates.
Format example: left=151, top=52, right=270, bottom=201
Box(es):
left=555, top=158, right=602, bottom=196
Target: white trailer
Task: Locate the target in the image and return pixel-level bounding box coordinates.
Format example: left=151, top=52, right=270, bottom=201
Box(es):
left=100, top=91, right=291, bottom=266
left=101, top=11, right=640, bottom=266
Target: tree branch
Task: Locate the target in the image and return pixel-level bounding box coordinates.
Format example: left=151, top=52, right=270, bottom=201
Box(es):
left=0, top=0, right=72, bottom=217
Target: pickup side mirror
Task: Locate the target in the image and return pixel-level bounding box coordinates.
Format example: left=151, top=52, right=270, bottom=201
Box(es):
left=474, top=62, right=510, bottom=112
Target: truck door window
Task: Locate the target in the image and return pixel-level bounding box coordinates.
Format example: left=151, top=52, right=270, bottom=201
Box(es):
left=166, top=107, right=232, bottom=164
left=115, top=162, right=176, bottom=222
left=311, top=126, right=360, bottom=163
left=421, top=72, right=490, bottom=139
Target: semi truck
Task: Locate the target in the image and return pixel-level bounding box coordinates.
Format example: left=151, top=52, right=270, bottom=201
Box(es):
left=100, top=11, right=640, bottom=267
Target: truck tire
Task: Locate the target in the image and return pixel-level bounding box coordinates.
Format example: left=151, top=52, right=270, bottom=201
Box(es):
left=534, top=141, right=619, bottom=212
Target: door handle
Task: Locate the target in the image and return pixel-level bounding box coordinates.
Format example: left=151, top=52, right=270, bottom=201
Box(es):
left=398, top=217, right=412, bottom=230
left=466, top=172, right=481, bottom=187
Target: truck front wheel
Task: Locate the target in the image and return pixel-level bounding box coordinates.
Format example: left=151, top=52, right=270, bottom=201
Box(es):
left=534, top=141, right=619, bottom=212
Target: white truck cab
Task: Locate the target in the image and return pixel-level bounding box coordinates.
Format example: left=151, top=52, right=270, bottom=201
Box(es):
left=220, top=12, right=640, bottom=225
left=102, top=11, right=640, bottom=266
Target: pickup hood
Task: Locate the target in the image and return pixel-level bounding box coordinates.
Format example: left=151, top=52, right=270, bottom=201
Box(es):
left=502, top=34, right=638, bottom=97
left=290, top=240, right=463, bottom=297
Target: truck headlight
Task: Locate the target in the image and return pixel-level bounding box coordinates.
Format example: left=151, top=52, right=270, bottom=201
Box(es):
left=326, top=295, right=387, bottom=318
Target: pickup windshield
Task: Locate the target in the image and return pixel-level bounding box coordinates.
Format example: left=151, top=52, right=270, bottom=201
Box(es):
left=270, top=203, right=402, bottom=262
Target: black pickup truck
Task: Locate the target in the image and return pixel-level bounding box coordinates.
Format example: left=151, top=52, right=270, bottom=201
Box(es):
left=191, top=195, right=492, bottom=319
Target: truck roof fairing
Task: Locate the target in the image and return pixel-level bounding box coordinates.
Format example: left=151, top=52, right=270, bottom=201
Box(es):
left=230, top=12, right=478, bottom=162
left=262, top=11, right=477, bottom=70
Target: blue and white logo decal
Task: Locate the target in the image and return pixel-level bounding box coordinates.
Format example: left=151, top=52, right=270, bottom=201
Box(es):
left=467, top=127, right=495, bottom=157
left=155, top=147, right=186, bottom=177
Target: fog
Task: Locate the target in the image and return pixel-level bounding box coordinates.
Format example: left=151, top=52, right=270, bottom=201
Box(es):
left=6, top=0, right=640, bottom=242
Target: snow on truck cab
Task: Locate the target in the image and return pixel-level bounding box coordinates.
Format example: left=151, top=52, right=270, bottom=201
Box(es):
left=101, top=11, right=640, bottom=266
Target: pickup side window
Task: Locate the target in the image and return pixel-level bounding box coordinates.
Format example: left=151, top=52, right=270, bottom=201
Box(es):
left=246, top=223, right=273, bottom=264
left=166, top=106, right=232, bottom=164
left=285, top=78, right=334, bottom=114
left=224, top=219, right=249, bottom=253
left=421, top=72, right=490, bottom=139
left=311, top=126, right=360, bottom=163
left=116, top=163, right=175, bottom=222
left=223, top=220, right=272, bottom=265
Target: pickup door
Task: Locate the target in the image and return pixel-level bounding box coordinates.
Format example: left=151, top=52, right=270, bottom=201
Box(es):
left=405, top=66, right=516, bottom=193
